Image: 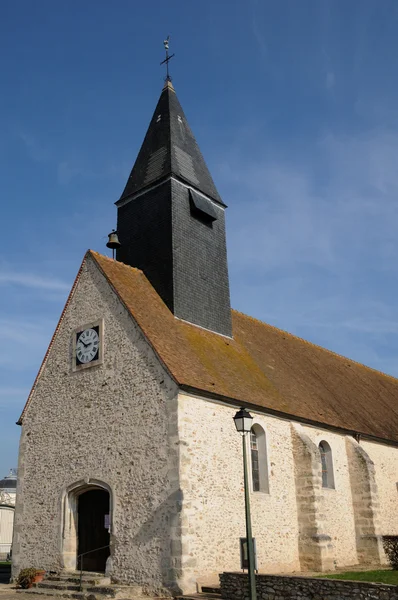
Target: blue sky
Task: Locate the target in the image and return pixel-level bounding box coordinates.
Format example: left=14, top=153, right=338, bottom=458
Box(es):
left=1, top=0, right=398, bottom=475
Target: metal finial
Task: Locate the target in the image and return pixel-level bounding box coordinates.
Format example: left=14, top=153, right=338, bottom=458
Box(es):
left=160, top=35, right=175, bottom=82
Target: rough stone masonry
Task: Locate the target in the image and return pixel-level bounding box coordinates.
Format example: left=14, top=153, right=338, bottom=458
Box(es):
left=220, top=572, right=398, bottom=600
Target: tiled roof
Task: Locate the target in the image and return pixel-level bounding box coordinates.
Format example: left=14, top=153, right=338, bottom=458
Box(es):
left=91, top=251, right=398, bottom=444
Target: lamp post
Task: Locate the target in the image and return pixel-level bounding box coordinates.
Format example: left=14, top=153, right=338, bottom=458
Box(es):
left=233, top=408, right=257, bottom=600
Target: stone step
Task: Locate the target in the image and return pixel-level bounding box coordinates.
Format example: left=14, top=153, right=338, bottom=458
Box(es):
left=35, top=581, right=113, bottom=593
left=18, top=590, right=169, bottom=600
left=199, top=588, right=220, bottom=595
left=176, top=595, right=221, bottom=600
left=35, top=582, right=83, bottom=592
left=58, top=572, right=106, bottom=578
left=19, top=585, right=128, bottom=598
left=44, top=576, right=109, bottom=586
left=48, top=572, right=106, bottom=580
left=17, top=590, right=89, bottom=600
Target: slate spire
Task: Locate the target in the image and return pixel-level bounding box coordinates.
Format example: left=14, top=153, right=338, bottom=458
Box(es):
left=116, top=82, right=232, bottom=337
left=119, top=81, right=224, bottom=206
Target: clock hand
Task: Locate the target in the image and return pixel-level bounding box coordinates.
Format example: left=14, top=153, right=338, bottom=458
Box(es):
left=80, top=339, right=90, bottom=348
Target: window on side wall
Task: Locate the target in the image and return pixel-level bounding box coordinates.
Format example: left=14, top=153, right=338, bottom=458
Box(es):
left=319, top=441, right=335, bottom=489
left=250, top=425, right=269, bottom=493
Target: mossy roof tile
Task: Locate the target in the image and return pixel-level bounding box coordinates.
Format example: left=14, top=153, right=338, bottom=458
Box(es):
left=91, top=251, right=398, bottom=444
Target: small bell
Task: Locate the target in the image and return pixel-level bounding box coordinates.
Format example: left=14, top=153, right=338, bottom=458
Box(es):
left=106, top=230, right=121, bottom=249
left=106, top=230, right=121, bottom=259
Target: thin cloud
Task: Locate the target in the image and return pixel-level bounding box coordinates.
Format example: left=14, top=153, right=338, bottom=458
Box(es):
left=325, top=71, right=335, bottom=89
left=0, top=387, right=29, bottom=410
left=0, top=387, right=29, bottom=397
left=0, top=271, right=69, bottom=292
left=0, top=318, right=53, bottom=372
left=57, top=160, right=128, bottom=185
left=17, top=131, right=124, bottom=186
left=220, top=126, right=398, bottom=376
left=251, top=16, right=268, bottom=62
left=0, top=318, right=52, bottom=345
left=57, top=161, right=86, bottom=184
left=18, top=131, right=49, bottom=163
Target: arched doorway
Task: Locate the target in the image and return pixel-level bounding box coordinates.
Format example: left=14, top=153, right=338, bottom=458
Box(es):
left=62, top=480, right=112, bottom=573
left=77, top=489, right=110, bottom=572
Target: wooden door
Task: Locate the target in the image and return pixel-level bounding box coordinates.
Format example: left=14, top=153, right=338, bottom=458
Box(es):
left=77, top=489, right=110, bottom=572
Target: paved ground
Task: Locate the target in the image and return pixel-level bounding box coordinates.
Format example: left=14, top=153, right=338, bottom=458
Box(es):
left=0, top=583, right=18, bottom=600
left=0, top=583, right=77, bottom=600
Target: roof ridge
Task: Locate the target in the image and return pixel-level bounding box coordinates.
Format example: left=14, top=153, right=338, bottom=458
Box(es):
left=232, top=308, right=398, bottom=384
left=88, top=250, right=144, bottom=274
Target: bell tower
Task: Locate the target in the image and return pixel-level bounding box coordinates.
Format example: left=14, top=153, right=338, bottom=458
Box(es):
left=115, top=80, right=232, bottom=338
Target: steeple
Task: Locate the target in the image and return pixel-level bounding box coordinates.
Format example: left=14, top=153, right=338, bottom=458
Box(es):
left=118, top=80, right=224, bottom=206
left=116, top=82, right=232, bottom=337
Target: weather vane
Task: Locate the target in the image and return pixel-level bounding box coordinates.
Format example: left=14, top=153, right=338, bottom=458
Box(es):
left=160, top=35, right=175, bottom=81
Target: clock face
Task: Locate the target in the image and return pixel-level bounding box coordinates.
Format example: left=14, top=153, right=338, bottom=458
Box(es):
left=76, top=327, right=100, bottom=365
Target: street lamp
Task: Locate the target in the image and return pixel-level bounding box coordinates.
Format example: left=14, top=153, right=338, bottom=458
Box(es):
left=234, top=408, right=257, bottom=600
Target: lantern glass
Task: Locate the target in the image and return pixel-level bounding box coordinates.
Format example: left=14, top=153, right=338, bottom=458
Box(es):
left=233, top=408, right=253, bottom=433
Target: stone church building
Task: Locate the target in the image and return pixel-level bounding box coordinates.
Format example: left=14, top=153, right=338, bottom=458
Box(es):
left=12, top=79, right=398, bottom=595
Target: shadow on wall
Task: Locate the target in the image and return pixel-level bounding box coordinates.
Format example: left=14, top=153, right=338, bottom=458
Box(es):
left=113, top=488, right=184, bottom=595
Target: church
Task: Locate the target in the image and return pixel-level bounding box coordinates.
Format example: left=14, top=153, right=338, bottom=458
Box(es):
left=11, top=76, right=398, bottom=596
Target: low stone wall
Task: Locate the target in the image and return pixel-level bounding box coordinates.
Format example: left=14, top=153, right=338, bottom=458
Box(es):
left=220, top=572, right=398, bottom=600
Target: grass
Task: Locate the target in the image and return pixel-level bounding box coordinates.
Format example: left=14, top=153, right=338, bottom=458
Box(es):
left=320, top=570, right=398, bottom=585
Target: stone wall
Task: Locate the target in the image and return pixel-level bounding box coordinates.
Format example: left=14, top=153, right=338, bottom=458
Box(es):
left=12, top=255, right=182, bottom=595
left=346, top=437, right=384, bottom=564
left=362, top=441, right=398, bottom=538
left=220, top=572, right=398, bottom=600
left=300, top=425, right=359, bottom=569
left=291, top=424, right=334, bottom=571
left=177, top=397, right=397, bottom=591
left=177, top=394, right=300, bottom=592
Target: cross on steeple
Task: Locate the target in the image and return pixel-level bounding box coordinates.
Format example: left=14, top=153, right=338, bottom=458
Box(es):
left=160, top=35, right=175, bottom=81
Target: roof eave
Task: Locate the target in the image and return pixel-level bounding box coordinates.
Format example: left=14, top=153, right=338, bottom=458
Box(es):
left=116, top=173, right=227, bottom=208
left=178, top=383, right=398, bottom=448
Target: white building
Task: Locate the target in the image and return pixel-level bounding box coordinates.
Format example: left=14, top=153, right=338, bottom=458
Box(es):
left=0, top=470, right=17, bottom=560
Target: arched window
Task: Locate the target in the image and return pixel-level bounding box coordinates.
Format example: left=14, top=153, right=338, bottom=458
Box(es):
left=250, top=425, right=269, bottom=493
left=319, top=441, right=335, bottom=489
